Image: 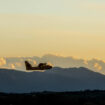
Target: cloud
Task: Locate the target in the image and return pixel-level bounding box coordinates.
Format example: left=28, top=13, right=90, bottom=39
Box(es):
left=102, top=60, right=105, bottom=63
left=33, top=60, right=37, bottom=65
left=1, top=54, right=105, bottom=74
left=84, top=60, right=88, bottom=65
left=94, top=63, right=102, bottom=71
left=10, top=64, right=16, bottom=69
left=0, top=58, right=6, bottom=66
left=26, top=59, right=37, bottom=66
left=47, top=62, right=53, bottom=66
left=15, top=63, right=22, bottom=67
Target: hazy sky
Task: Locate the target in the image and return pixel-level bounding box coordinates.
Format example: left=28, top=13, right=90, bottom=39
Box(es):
left=0, top=0, right=105, bottom=59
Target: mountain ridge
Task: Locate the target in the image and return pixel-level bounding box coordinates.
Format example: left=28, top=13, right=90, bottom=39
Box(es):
left=0, top=67, right=105, bottom=93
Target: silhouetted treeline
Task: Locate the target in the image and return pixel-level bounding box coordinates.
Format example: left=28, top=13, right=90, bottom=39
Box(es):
left=0, top=90, right=105, bottom=105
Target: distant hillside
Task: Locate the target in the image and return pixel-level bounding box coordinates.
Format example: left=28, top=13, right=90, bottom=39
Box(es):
left=0, top=67, right=105, bottom=93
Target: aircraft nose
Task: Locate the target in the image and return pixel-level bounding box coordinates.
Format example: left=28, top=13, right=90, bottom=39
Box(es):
left=49, top=66, right=52, bottom=69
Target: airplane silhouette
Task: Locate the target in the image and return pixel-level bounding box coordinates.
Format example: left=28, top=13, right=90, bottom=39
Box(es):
left=25, top=61, right=52, bottom=70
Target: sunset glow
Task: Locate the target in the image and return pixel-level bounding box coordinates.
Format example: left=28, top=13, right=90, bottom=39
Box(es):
left=0, top=0, right=105, bottom=60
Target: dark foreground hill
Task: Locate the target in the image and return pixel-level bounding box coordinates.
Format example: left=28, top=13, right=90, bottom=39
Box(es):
left=0, top=90, right=105, bottom=105
left=0, top=67, right=105, bottom=93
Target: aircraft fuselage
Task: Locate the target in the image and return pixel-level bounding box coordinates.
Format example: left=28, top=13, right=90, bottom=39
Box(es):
left=25, top=61, right=52, bottom=70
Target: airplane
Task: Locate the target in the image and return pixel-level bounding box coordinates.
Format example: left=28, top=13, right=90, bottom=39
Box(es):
left=25, top=61, right=52, bottom=70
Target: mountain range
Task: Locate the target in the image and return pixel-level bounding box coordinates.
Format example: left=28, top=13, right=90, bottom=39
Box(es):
left=0, top=67, right=105, bottom=93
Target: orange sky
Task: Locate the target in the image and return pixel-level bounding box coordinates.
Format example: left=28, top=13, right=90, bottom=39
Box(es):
left=0, top=0, right=105, bottom=60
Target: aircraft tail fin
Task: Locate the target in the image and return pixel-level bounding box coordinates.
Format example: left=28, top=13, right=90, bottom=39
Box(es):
left=25, top=61, right=32, bottom=70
